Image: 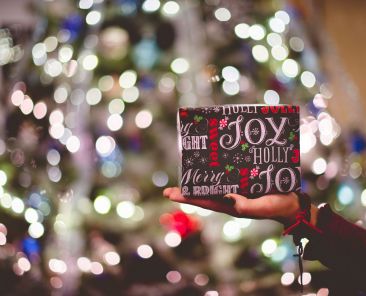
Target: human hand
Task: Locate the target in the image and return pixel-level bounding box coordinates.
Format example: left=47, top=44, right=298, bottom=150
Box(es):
left=163, top=187, right=318, bottom=227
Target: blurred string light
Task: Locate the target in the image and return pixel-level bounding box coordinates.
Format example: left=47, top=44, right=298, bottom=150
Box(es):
left=214, top=7, right=231, bottom=22
left=54, top=86, right=69, bottom=103
left=77, top=257, right=91, bottom=272
left=107, top=114, right=123, bottom=131
left=119, top=70, right=137, bottom=88
left=108, top=99, right=125, bottom=114
left=79, top=0, right=93, bottom=10
left=122, top=87, right=139, bottom=103
left=282, top=59, right=299, bottom=78
left=222, top=80, right=240, bottom=96
left=289, top=37, right=304, bottom=52
left=271, top=45, right=288, bottom=61
left=170, top=58, right=189, bottom=74
left=66, top=135, right=80, bottom=153
left=312, top=157, right=327, bottom=175
left=271, top=245, right=288, bottom=262
left=82, top=54, right=98, bottom=70
left=222, top=220, right=242, bottom=242
left=90, top=262, right=103, bottom=275
left=301, top=71, right=316, bottom=88
left=267, top=32, right=282, bottom=47
left=137, top=244, right=153, bottom=259
left=281, top=272, right=295, bottom=286
left=222, top=66, right=240, bottom=82
left=17, top=257, right=31, bottom=272
left=103, top=251, right=120, bottom=266
left=98, top=75, right=114, bottom=92
left=135, top=110, right=153, bottom=128
left=234, top=23, right=250, bottom=39
left=264, top=90, right=280, bottom=104
left=116, top=201, right=135, bottom=219
left=261, top=239, right=277, bottom=257
left=96, top=136, right=115, bottom=157
left=360, top=189, right=366, bottom=207
left=142, top=0, right=160, bottom=13
left=249, top=24, right=266, bottom=40
left=49, top=258, right=67, bottom=274
left=268, top=17, right=285, bottom=33
left=28, top=222, right=45, bottom=238
left=166, top=270, right=181, bottom=284
left=33, top=101, right=48, bottom=119
left=252, top=45, right=269, bottom=63
left=93, top=195, right=111, bottom=214
left=152, top=170, right=169, bottom=187
left=162, top=1, right=180, bottom=16
left=195, top=273, right=209, bottom=286
left=298, top=272, right=311, bottom=285
left=164, top=231, right=181, bottom=247
left=86, top=10, right=102, bottom=26
left=86, top=88, right=102, bottom=105
left=337, top=184, right=354, bottom=206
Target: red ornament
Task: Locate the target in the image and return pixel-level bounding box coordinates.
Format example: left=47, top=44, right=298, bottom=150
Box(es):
left=159, top=211, right=201, bottom=238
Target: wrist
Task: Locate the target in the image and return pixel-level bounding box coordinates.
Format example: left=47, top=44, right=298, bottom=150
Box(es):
left=280, top=193, right=318, bottom=228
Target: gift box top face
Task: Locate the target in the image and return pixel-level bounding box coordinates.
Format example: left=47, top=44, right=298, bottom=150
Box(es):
left=177, top=104, right=301, bottom=199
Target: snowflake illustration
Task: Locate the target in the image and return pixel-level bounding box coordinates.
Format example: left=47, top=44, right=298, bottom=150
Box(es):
left=184, top=157, right=194, bottom=167
left=202, top=107, right=210, bottom=114
left=222, top=152, right=229, bottom=159
left=245, top=156, right=251, bottom=162
left=250, top=166, right=260, bottom=179
left=199, top=157, right=208, bottom=164
left=281, top=177, right=290, bottom=185
left=233, top=153, right=244, bottom=164
left=193, top=151, right=200, bottom=158
left=251, top=128, right=260, bottom=135
left=213, top=106, right=221, bottom=113
left=219, top=116, right=229, bottom=130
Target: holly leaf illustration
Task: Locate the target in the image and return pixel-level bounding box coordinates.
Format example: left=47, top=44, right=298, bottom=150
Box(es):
left=241, top=143, right=249, bottom=151
left=193, top=115, right=203, bottom=124
left=225, top=164, right=234, bottom=172
left=288, top=131, right=295, bottom=141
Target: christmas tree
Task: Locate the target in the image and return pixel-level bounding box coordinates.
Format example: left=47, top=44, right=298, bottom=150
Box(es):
left=0, top=0, right=365, bottom=295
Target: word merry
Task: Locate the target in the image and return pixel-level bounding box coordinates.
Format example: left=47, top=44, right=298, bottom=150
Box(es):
left=182, top=135, right=208, bottom=150
left=252, top=146, right=290, bottom=165
left=181, top=168, right=226, bottom=186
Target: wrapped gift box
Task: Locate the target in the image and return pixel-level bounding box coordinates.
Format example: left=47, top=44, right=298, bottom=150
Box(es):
left=177, top=104, right=301, bottom=199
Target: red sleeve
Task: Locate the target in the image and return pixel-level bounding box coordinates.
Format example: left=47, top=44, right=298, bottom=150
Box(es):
left=303, top=204, right=366, bottom=289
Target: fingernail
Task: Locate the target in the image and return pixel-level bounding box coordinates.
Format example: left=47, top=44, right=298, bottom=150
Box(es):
left=223, top=195, right=236, bottom=205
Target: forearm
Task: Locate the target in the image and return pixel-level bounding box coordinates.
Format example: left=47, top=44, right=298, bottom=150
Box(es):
left=302, top=204, right=366, bottom=289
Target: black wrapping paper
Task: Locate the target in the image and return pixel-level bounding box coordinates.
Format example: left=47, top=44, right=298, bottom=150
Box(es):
left=177, top=104, right=301, bottom=199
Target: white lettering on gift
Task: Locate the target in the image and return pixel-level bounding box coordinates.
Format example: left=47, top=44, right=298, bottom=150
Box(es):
left=219, top=115, right=243, bottom=150
left=265, top=117, right=288, bottom=145
left=181, top=169, right=226, bottom=186
left=219, top=116, right=289, bottom=150
left=182, top=135, right=208, bottom=149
